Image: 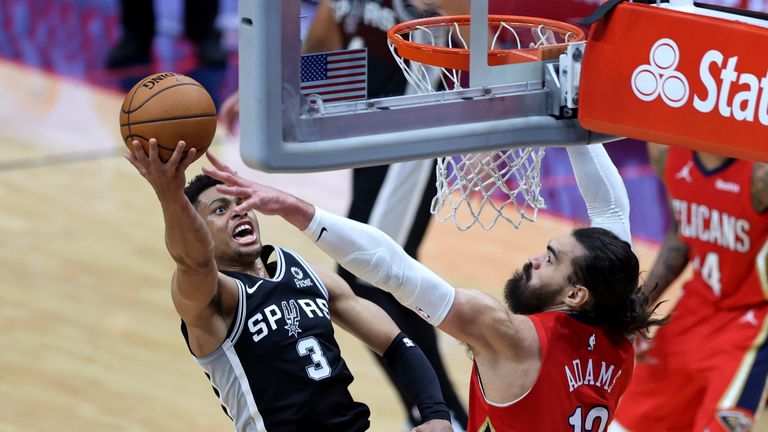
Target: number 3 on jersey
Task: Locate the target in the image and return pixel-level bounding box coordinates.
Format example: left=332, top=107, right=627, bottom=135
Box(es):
left=700, top=252, right=722, bottom=297
left=297, top=336, right=331, bottom=380
left=568, top=406, right=609, bottom=432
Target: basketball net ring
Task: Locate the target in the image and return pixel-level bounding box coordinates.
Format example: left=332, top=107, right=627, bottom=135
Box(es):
left=387, top=16, right=585, bottom=230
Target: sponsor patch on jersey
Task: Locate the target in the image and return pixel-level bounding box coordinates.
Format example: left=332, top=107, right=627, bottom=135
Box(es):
left=715, top=178, right=741, bottom=194
left=291, top=267, right=304, bottom=279
left=716, top=408, right=753, bottom=432
left=291, top=266, right=313, bottom=288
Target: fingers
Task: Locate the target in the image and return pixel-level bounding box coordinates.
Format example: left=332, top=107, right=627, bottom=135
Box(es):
left=178, top=147, right=198, bottom=172
left=214, top=184, right=252, bottom=198
left=220, top=92, right=240, bottom=134
left=206, top=152, right=236, bottom=175
left=132, top=140, right=148, bottom=162
left=202, top=155, right=248, bottom=187
left=123, top=151, right=143, bottom=172
left=148, top=138, right=159, bottom=161
left=214, top=184, right=262, bottom=214
left=202, top=166, right=240, bottom=185
left=167, top=141, right=187, bottom=167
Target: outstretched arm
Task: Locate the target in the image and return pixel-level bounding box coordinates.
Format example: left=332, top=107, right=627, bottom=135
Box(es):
left=202, top=154, right=453, bottom=325
left=202, top=154, right=525, bottom=355
left=566, top=144, right=632, bottom=245
left=124, top=140, right=237, bottom=356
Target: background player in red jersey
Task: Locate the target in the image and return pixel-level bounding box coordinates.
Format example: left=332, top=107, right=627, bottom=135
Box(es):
left=611, top=144, right=768, bottom=432
left=123, top=138, right=454, bottom=432
left=201, top=144, right=667, bottom=432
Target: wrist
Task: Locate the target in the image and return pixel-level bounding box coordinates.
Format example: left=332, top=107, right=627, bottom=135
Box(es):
left=383, top=333, right=451, bottom=423
left=283, top=196, right=314, bottom=231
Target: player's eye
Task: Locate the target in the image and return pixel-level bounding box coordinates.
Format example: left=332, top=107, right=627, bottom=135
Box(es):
left=547, top=254, right=552, bottom=264
left=214, top=206, right=227, bottom=214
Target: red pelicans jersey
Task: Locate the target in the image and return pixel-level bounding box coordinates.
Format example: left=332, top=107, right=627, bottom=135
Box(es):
left=467, top=312, right=634, bottom=432
left=665, top=148, right=768, bottom=309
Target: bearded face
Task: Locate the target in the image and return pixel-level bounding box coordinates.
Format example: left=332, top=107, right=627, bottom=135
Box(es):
left=504, top=262, right=563, bottom=315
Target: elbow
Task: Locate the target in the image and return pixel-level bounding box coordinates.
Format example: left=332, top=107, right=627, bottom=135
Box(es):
left=168, top=242, right=217, bottom=272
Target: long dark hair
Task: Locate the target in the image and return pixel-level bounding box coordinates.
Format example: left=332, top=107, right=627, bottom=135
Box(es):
left=570, top=227, right=668, bottom=335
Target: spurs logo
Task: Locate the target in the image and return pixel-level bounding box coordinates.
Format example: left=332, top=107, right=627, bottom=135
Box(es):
left=282, top=300, right=302, bottom=338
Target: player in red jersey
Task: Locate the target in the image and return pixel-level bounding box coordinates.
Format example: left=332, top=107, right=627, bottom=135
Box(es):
left=611, top=144, right=768, bottom=432
left=201, top=143, right=667, bottom=432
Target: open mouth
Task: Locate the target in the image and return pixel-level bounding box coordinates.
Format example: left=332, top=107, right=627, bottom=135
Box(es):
left=232, top=221, right=257, bottom=245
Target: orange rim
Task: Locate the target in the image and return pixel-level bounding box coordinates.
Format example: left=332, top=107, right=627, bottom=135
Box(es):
left=387, top=15, right=585, bottom=70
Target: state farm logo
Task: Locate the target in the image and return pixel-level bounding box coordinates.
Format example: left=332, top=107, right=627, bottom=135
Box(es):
left=632, top=38, right=690, bottom=107
left=632, top=37, right=768, bottom=126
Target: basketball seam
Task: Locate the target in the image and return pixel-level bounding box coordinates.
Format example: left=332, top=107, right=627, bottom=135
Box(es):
left=125, top=82, right=143, bottom=142
left=121, top=83, right=207, bottom=114
left=120, top=113, right=217, bottom=127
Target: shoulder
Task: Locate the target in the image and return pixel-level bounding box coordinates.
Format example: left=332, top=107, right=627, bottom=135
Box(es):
left=751, top=162, right=768, bottom=213
left=646, top=142, right=670, bottom=179
left=448, top=289, right=538, bottom=356
left=312, top=266, right=348, bottom=298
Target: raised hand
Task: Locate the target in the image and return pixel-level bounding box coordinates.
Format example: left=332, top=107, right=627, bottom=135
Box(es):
left=201, top=153, right=300, bottom=217
left=123, top=138, right=197, bottom=198
left=219, top=92, right=240, bottom=135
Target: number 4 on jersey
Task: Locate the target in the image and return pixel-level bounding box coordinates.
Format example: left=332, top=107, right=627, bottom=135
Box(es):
left=700, top=252, right=722, bottom=297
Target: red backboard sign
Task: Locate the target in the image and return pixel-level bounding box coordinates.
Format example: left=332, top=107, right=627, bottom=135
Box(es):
left=579, top=3, right=768, bottom=162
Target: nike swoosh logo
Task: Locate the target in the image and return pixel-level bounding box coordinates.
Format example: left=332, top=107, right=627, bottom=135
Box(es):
left=316, top=227, right=328, bottom=242
left=246, top=280, right=264, bottom=294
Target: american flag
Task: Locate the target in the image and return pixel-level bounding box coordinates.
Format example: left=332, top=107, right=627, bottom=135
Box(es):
left=300, top=49, right=367, bottom=103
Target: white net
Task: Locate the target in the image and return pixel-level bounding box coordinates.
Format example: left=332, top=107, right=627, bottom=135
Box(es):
left=388, top=17, right=565, bottom=230
left=432, top=148, right=545, bottom=231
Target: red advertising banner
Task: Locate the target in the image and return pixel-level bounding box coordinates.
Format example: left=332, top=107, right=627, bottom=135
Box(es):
left=579, top=2, right=768, bottom=162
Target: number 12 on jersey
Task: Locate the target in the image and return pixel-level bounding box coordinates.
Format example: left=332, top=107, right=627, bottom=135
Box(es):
left=568, top=405, right=609, bottom=432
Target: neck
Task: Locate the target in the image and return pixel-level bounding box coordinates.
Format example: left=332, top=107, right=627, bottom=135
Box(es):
left=542, top=304, right=573, bottom=313
left=695, top=151, right=730, bottom=170
left=221, top=258, right=268, bottom=278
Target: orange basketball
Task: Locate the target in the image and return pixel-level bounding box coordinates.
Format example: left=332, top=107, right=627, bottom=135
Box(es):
left=120, top=72, right=217, bottom=162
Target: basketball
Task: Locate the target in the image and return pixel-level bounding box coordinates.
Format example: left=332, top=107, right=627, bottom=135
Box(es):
left=120, top=72, right=217, bottom=162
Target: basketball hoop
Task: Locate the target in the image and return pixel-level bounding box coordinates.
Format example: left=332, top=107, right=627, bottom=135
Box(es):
left=387, top=15, right=584, bottom=230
